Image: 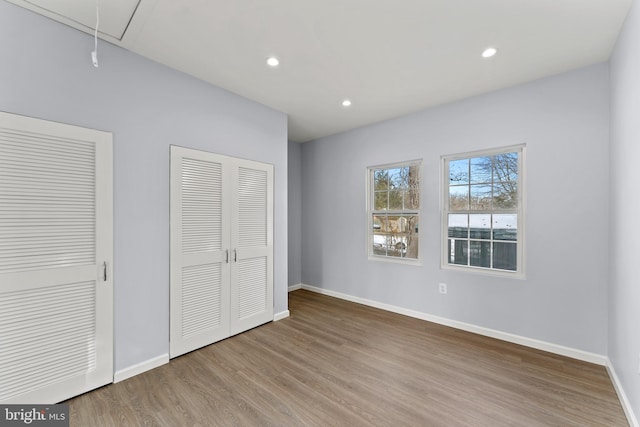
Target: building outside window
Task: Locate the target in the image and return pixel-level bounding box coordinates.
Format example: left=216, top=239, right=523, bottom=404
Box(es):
left=442, top=145, right=525, bottom=277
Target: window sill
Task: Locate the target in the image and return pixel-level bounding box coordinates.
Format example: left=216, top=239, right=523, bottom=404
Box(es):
left=441, top=263, right=525, bottom=279
left=369, top=255, right=422, bottom=266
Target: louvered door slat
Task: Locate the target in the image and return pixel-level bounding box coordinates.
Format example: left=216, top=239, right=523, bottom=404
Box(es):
left=181, top=264, right=222, bottom=337
left=0, top=281, right=96, bottom=401
left=237, top=167, right=268, bottom=248
left=236, top=257, right=267, bottom=319
left=0, top=127, right=95, bottom=275
left=181, top=158, right=222, bottom=253
left=0, top=111, right=113, bottom=404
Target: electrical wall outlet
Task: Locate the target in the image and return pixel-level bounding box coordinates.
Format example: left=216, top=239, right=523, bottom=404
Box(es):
left=438, top=283, right=447, bottom=294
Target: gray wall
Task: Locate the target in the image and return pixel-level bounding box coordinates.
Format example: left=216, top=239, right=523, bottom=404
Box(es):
left=0, top=2, right=288, bottom=373
left=301, top=63, right=610, bottom=355
left=610, top=0, right=640, bottom=419
left=288, top=141, right=302, bottom=286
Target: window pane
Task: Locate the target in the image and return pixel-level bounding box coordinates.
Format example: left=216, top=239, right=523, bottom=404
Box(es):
left=406, top=189, right=419, bottom=209
left=396, top=215, right=408, bottom=233
left=389, top=215, right=404, bottom=232
left=372, top=246, right=387, bottom=256
left=374, top=235, right=401, bottom=256
left=470, top=156, right=491, bottom=184
left=469, top=214, right=491, bottom=239
left=374, top=169, right=389, bottom=191
left=448, top=214, right=468, bottom=238
left=384, top=215, right=395, bottom=232
left=402, top=215, right=419, bottom=259
left=470, top=184, right=492, bottom=210
left=374, top=191, right=388, bottom=210
left=389, top=168, right=403, bottom=189
left=408, top=164, right=420, bottom=185
left=388, top=190, right=403, bottom=210
left=372, top=233, right=388, bottom=256
left=373, top=215, right=382, bottom=230
left=493, top=242, right=517, bottom=270
left=379, top=216, right=403, bottom=257
left=373, top=214, right=389, bottom=256
left=448, top=239, right=468, bottom=265
left=493, top=214, right=517, bottom=241
left=449, top=185, right=469, bottom=210
left=470, top=241, right=491, bottom=267
left=375, top=214, right=390, bottom=233
left=493, top=152, right=518, bottom=183
left=399, top=166, right=410, bottom=188
left=449, top=159, right=469, bottom=184
left=494, top=181, right=517, bottom=209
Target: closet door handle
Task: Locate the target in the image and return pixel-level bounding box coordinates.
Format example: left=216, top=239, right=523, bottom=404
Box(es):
left=103, top=261, right=108, bottom=282
left=233, top=249, right=237, bottom=262
left=225, top=249, right=229, bottom=264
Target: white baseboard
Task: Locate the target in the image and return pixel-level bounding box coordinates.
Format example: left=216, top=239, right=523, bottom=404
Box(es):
left=274, top=310, right=290, bottom=321
left=114, top=353, right=169, bottom=383
left=607, top=360, right=640, bottom=427
left=288, top=284, right=302, bottom=292
left=300, top=284, right=607, bottom=366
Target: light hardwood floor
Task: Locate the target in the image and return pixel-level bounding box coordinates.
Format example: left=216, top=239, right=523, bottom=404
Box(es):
left=67, top=290, right=628, bottom=426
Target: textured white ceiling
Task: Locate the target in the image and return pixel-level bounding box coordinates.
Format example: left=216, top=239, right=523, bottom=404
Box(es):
left=7, top=0, right=633, bottom=142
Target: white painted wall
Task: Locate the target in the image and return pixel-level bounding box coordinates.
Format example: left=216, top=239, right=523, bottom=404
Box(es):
left=288, top=141, right=303, bottom=286
left=301, top=64, right=610, bottom=355
left=0, top=2, right=288, bottom=373
left=610, top=0, right=640, bottom=420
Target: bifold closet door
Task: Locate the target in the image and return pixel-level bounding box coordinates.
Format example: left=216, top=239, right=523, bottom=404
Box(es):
left=170, top=146, right=231, bottom=358
left=230, top=160, right=273, bottom=335
left=170, top=146, right=273, bottom=358
left=0, top=111, right=113, bottom=404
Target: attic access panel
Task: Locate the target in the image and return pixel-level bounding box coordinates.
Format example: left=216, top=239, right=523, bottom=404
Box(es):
left=8, top=0, right=140, bottom=40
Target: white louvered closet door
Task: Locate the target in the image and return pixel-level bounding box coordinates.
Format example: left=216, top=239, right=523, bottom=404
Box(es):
left=230, top=160, right=273, bottom=335
left=170, top=147, right=273, bottom=358
left=170, top=146, right=231, bottom=358
left=0, top=111, right=113, bottom=404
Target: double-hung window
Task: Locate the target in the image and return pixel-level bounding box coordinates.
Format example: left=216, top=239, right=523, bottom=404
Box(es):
left=442, top=145, right=525, bottom=276
left=368, top=161, right=421, bottom=262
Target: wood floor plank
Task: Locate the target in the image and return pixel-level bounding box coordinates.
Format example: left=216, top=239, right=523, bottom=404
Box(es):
left=66, top=290, right=628, bottom=426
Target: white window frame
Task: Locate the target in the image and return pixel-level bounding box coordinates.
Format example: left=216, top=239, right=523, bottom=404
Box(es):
left=367, top=159, right=422, bottom=265
left=441, top=145, right=526, bottom=278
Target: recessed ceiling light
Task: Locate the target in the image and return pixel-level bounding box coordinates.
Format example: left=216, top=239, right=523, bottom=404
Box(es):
left=482, top=47, right=498, bottom=58
left=266, top=57, right=280, bottom=67
left=341, top=99, right=352, bottom=107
